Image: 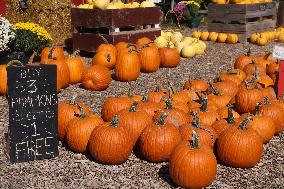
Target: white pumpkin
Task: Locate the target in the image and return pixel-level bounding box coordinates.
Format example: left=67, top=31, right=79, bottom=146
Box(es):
left=154, top=36, right=167, bottom=49
left=172, top=32, right=183, bottom=44
left=94, top=0, right=110, bottom=9
left=182, top=37, right=195, bottom=45
left=176, top=41, right=186, bottom=54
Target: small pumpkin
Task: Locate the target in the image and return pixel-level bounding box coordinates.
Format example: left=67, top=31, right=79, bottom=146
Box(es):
left=217, top=33, right=227, bottom=43
left=200, top=31, right=209, bottom=41
left=234, top=49, right=254, bottom=70
left=207, top=81, right=231, bottom=109
left=147, top=84, right=168, bottom=103
left=117, top=102, right=152, bottom=144
left=266, top=60, right=279, bottom=83
left=114, top=49, right=140, bottom=82
left=208, top=32, right=218, bottom=42
left=96, top=36, right=117, bottom=56
left=217, top=115, right=263, bottom=168
left=159, top=44, right=180, bottom=68
left=169, top=130, right=217, bottom=189
left=135, top=37, right=155, bottom=49
left=82, top=65, right=111, bottom=91
left=92, top=50, right=116, bottom=69
left=136, top=95, right=165, bottom=118
left=65, top=51, right=85, bottom=84
left=138, top=112, right=181, bottom=162
left=219, top=68, right=246, bottom=85
left=66, top=107, right=103, bottom=153
left=40, top=46, right=65, bottom=64
left=88, top=115, right=133, bottom=165
left=243, top=60, right=266, bottom=76
left=226, top=34, right=238, bottom=44
left=139, top=44, right=160, bottom=73
left=183, top=79, right=209, bottom=92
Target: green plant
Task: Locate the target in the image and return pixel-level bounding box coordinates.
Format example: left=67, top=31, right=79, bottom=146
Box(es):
left=11, top=22, right=52, bottom=53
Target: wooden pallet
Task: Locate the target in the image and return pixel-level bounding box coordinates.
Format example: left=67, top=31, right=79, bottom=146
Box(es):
left=208, top=2, right=277, bottom=43
left=71, top=7, right=161, bottom=52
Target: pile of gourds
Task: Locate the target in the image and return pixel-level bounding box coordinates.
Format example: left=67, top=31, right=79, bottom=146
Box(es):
left=154, top=30, right=207, bottom=58
left=57, top=50, right=283, bottom=188
left=250, top=27, right=284, bottom=46
left=77, top=0, right=155, bottom=9
left=192, top=31, right=239, bottom=44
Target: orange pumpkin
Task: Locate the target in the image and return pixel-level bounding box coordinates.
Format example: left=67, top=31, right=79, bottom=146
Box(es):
left=159, top=47, right=180, bottom=68
left=0, top=64, right=7, bottom=95
left=139, top=45, right=160, bottom=73
left=92, top=51, right=116, bottom=69
left=82, top=65, right=111, bottom=91
left=135, top=37, right=155, bottom=49
left=40, top=46, right=65, bottom=64
left=65, top=55, right=85, bottom=84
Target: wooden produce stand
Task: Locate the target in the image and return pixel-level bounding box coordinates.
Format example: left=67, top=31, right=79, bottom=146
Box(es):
left=208, top=2, right=277, bottom=43
left=71, top=7, right=161, bottom=53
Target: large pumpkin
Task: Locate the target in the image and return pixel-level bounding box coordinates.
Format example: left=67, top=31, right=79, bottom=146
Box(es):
left=0, top=64, right=7, bottom=95
left=234, top=49, right=254, bottom=70
left=169, top=130, right=217, bottom=189
left=217, top=115, right=263, bottom=168
left=139, top=45, right=160, bottom=73
left=66, top=107, right=103, bottom=153
left=219, top=68, right=246, bottom=85
left=82, top=65, right=111, bottom=91
left=88, top=115, right=133, bottom=165
left=138, top=112, right=181, bottom=162
left=114, top=50, right=140, bottom=81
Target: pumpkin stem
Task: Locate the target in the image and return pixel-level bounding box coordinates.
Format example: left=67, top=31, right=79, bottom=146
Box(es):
left=244, top=80, right=250, bottom=90
left=106, top=54, right=111, bottom=62
left=247, top=48, right=251, bottom=56
left=239, top=114, right=253, bottom=130
left=251, top=76, right=260, bottom=90
left=141, top=94, right=148, bottom=102
left=263, top=96, right=270, bottom=105
left=255, top=102, right=263, bottom=116
left=189, top=130, right=199, bottom=149
left=7, top=60, right=24, bottom=67
left=190, top=111, right=200, bottom=128
left=227, top=103, right=235, bottom=125
left=208, top=80, right=221, bottom=96
left=200, top=95, right=208, bottom=112
left=162, top=98, right=173, bottom=109
left=227, top=68, right=238, bottom=75
left=155, top=112, right=168, bottom=125
left=76, top=105, right=88, bottom=118
left=129, top=101, right=138, bottom=112
left=264, top=52, right=272, bottom=60
left=48, top=46, right=55, bottom=59
left=110, top=115, right=119, bottom=127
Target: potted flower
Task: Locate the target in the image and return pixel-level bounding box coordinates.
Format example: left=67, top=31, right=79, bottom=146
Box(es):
left=9, top=22, right=53, bottom=64
left=0, top=16, right=15, bottom=63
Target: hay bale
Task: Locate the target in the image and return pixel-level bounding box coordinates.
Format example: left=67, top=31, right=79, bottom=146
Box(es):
left=6, top=0, right=74, bottom=46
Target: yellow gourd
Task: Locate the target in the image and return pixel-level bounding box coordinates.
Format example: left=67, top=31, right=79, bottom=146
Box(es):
left=209, top=32, right=218, bottom=42
left=250, top=33, right=260, bottom=43
left=226, top=34, right=238, bottom=44
left=200, top=32, right=209, bottom=41
left=217, top=33, right=227, bottom=43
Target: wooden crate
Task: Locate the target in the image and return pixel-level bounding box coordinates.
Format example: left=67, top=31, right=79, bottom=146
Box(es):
left=208, top=2, right=277, bottom=42
left=71, top=7, right=161, bottom=52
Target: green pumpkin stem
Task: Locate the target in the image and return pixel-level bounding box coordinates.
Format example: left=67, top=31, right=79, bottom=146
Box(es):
left=156, top=112, right=168, bottom=125
left=48, top=46, right=55, bottom=59
left=129, top=101, right=138, bottom=112
left=263, top=96, right=270, bottom=105
left=239, top=114, right=253, bottom=130
left=190, top=130, right=199, bottom=149
left=208, top=80, right=221, bottom=96
left=255, top=102, right=263, bottom=116
left=200, top=95, right=208, bottom=112
left=110, top=115, right=119, bottom=127
left=76, top=105, right=88, bottom=118
left=227, top=104, right=235, bottom=125
left=190, top=111, right=200, bottom=128
left=227, top=68, right=238, bottom=75
left=141, top=94, right=148, bottom=102
left=162, top=98, right=173, bottom=109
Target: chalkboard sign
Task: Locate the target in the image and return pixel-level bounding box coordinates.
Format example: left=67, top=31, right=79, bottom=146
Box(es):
left=6, top=64, right=59, bottom=163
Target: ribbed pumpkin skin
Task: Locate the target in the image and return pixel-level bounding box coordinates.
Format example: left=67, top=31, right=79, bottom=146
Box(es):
left=114, top=52, right=140, bottom=82
left=262, top=87, right=276, bottom=101
left=217, top=127, right=263, bottom=168
left=234, top=54, right=253, bottom=70
left=153, top=110, right=191, bottom=128
left=208, top=94, right=231, bottom=109
left=138, top=122, right=181, bottom=162
left=219, top=69, right=246, bottom=85
left=92, top=51, right=116, bottom=69
left=217, top=107, right=240, bottom=119
left=82, top=65, right=111, bottom=91
left=191, top=109, right=220, bottom=126
left=262, top=103, right=284, bottom=135
left=136, top=102, right=165, bottom=118
left=169, top=141, right=217, bottom=189
left=147, top=91, right=167, bottom=103
left=65, top=57, right=84, bottom=84
left=135, top=37, right=153, bottom=49
left=178, top=124, right=216, bottom=149
left=247, top=115, right=275, bottom=143
left=139, top=46, right=160, bottom=73
left=66, top=115, right=103, bottom=153
left=159, top=48, right=180, bottom=68
left=0, top=65, right=7, bottom=95
left=40, top=46, right=65, bottom=64
left=58, top=101, right=92, bottom=140
left=88, top=123, right=133, bottom=165
left=211, top=119, right=234, bottom=137
left=235, top=89, right=263, bottom=113
left=183, top=79, right=209, bottom=92
left=117, top=109, right=152, bottom=143
left=213, top=79, right=239, bottom=98
left=97, top=44, right=117, bottom=57
left=101, top=97, right=134, bottom=122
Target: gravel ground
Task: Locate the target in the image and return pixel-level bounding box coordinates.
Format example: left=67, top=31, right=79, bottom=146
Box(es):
left=0, top=28, right=284, bottom=189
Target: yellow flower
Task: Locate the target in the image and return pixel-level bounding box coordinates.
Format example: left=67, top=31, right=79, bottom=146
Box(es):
left=12, top=22, right=53, bottom=41
left=182, top=0, right=200, bottom=7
